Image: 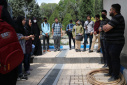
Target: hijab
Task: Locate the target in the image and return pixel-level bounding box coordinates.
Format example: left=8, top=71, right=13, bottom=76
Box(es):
left=16, top=16, right=26, bottom=35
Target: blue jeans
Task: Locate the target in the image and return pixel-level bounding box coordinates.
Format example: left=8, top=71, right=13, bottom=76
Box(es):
left=84, top=33, right=93, bottom=50
left=106, top=43, right=124, bottom=77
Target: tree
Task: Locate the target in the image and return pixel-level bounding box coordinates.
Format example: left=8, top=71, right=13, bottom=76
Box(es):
left=9, top=0, right=25, bottom=17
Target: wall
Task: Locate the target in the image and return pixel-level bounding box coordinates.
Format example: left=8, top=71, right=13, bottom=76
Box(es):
left=103, top=0, right=127, bottom=68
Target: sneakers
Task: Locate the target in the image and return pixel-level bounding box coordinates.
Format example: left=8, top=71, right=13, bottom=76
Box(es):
left=108, top=76, right=119, bottom=82
left=97, top=50, right=101, bottom=53
left=47, top=50, right=51, bottom=52
left=82, top=49, right=86, bottom=52
left=102, top=64, right=108, bottom=68
left=89, top=50, right=93, bottom=53
left=43, top=50, right=46, bottom=52
left=75, top=49, right=78, bottom=52
left=24, top=71, right=30, bottom=75
left=17, top=74, right=28, bottom=80
left=54, top=49, right=57, bottom=52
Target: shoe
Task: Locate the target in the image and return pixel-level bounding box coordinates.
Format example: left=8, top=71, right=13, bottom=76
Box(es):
left=102, top=64, right=108, bottom=68
left=78, top=49, right=81, bottom=52
left=47, top=50, right=51, bottom=52
left=43, top=50, right=46, bottom=52
left=29, top=68, right=33, bottom=71
left=75, top=49, right=78, bottom=52
left=69, top=48, right=71, bottom=50
left=104, top=73, right=112, bottom=76
left=82, top=49, right=86, bottom=52
left=54, top=49, right=57, bottom=52
left=18, top=74, right=28, bottom=80
left=24, top=71, right=30, bottom=75
left=97, top=50, right=101, bottom=53
left=58, top=49, right=61, bottom=51
left=108, top=76, right=119, bottom=82
left=89, top=50, right=93, bottom=53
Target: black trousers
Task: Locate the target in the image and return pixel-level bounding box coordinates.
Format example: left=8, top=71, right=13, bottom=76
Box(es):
left=0, top=67, right=18, bottom=85
left=106, top=43, right=124, bottom=77
left=100, top=39, right=107, bottom=64
left=43, top=35, right=49, bottom=50
left=68, top=32, right=75, bottom=49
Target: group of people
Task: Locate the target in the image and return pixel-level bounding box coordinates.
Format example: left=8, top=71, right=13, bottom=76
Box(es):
left=0, top=0, right=125, bottom=84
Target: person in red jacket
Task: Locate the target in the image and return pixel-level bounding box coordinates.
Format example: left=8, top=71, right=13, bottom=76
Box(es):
left=89, top=14, right=101, bottom=53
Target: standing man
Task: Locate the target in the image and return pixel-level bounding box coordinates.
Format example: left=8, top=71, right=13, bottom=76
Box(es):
left=72, top=19, right=84, bottom=52
left=89, top=14, right=101, bottom=53
left=66, top=20, right=75, bottom=50
left=83, top=16, right=94, bottom=51
left=99, top=10, right=110, bottom=67
left=52, top=18, right=63, bottom=52
left=41, top=17, right=51, bottom=52
left=103, top=4, right=125, bottom=81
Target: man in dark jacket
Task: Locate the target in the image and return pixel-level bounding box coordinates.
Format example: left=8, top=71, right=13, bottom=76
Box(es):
left=99, top=10, right=110, bottom=67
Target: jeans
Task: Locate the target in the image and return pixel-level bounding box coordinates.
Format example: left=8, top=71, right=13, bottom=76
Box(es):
left=68, top=32, right=75, bottom=49
left=106, top=43, right=124, bottom=77
left=43, top=35, right=49, bottom=50
left=84, top=33, right=93, bottom=50
left=100, top=39, right=107, bottom=64
left=53, top=36, right=61, bottom=50
left=24, top=53, right=31, bottom=72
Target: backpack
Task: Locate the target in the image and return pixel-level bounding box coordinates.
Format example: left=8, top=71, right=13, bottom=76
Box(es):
left=0, top=6, right=24, bottom=74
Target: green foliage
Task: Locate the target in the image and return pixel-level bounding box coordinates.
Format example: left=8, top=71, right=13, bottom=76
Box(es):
left=40, top=3, right=58, bottom=19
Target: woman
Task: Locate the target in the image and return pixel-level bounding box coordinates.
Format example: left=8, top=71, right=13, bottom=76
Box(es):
left=24, top=19, right=34, bottom=75
left=16, top=16, right=32, bottom=80
left=31, top=18, right=42, bottom=55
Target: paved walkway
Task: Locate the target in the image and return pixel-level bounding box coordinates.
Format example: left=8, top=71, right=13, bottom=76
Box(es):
left=17, top=48, right=106, bottom=85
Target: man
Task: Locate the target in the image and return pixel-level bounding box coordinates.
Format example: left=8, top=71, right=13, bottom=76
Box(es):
left=99, top=10, right=110, bottom=68
left=72, top=19, right=84, bottom=52
left=66, top=20, right=75, bottom=50
left=41, top=17, right=51, bottom=52
left=83, top=16, right=94, bottom=51
left=103, top=4, right=125, bottom=81
left=89, top=14, right=101, bottom=53
left=52, top=18, right=63, bottom=52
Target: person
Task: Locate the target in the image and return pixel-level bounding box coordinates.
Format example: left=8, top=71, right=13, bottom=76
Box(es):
left=89, top=14, right=101, bottom=53
left=72, top=19, right=84, bottom=52
left=0, top=0, right=19, bottom=85
left=24, top=19, right=34, bottom=75
left=66, top=20, right=75, bottom=50
left=52, top=18, right=63, bottom=52
left=103, top=4, right=125, bottom=81
left=99, top=10, right=110, bottom=68
left=83, top=15, right=94, bottom=51
left=31, top=17, right=42, bottom=55
left=16, top=16, right=31, bottom=80
left=41, top=17, right=51, bottom=52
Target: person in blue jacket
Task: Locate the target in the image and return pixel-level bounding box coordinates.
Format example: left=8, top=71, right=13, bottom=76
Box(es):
left=41, top=17, right=51, bottom=52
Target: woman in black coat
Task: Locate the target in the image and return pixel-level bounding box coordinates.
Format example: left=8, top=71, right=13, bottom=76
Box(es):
left=31, top=18, right=42, bottom=55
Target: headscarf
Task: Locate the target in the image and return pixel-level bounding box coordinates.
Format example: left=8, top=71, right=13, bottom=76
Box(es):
left=16, top=16, right=26, bottom=35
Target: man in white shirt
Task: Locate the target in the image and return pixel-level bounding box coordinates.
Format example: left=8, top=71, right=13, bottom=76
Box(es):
left=83, top=15, right=94, bottom=51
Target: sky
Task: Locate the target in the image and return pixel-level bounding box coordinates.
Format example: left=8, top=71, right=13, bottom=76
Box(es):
left=36, top=0, right=60, bottom=6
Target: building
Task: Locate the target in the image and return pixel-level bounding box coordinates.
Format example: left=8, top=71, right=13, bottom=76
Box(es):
left=103, top=0, right=127, bottom=82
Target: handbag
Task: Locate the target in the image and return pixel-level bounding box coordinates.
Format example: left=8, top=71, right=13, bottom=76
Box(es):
left=75, top=26, right=83, bottom=41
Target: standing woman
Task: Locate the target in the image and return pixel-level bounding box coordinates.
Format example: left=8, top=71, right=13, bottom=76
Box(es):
left=16, top=16, right=30, bottom=80
left=24, top=19, right=34, bottom=75
left=31, top=17, right=42, bottom=55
